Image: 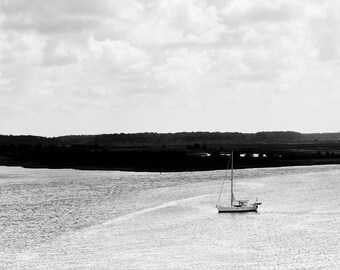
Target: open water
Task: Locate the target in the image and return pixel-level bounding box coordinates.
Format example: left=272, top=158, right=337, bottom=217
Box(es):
left=0, top=165, right=339, bottom=269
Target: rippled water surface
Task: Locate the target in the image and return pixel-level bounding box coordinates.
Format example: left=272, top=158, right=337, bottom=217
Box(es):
left=1, top=165, right=339, bottom=269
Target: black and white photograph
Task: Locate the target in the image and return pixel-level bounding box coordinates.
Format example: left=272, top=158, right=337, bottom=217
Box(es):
left=1, top=0, right=340, bottom=269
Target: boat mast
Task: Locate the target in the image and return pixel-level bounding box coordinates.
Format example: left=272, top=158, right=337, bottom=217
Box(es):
left=231, top=151, right=234, bottom=206
left=216, top=155, right=231, bottom=206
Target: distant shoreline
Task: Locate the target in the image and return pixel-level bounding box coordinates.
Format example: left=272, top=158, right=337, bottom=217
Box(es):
left=1, top=137, right=340, bottom=173
left=2, top=158, right=340, bottom=172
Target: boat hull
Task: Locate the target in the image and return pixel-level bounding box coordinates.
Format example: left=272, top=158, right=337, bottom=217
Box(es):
left=217, top=205, right=258, bottom=213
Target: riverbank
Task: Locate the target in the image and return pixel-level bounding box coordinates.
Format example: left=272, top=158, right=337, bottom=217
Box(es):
left=2, top=141, right=340, bottom=172
left=2, top=155, right=340, bottom=172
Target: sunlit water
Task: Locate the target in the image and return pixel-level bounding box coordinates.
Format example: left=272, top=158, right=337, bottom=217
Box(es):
left=1, top=165, right=339, bottom=269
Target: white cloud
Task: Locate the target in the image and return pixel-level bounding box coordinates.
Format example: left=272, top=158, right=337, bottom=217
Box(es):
left=89, top=38, right=150, bottom=72
left=42, top=39, right=80, bottom=66
left=0, top=32, right=46, bottom=65
left=0, top=71, right=11, bottom=91
left=1, top=0, right=340, bottom=135
left=0, top=0, right=143, bottom=34
left=127, top=0, right=227, bottom=45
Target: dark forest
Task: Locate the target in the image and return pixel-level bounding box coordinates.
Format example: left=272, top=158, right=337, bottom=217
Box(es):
left=1, top=131, right=340, bottom=171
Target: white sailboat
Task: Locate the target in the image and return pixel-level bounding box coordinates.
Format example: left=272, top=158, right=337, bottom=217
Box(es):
left=216, top=152, right=261, bottom=213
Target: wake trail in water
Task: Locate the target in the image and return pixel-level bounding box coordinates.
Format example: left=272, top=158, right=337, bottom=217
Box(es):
left=91, top=194, right=212, bottom=229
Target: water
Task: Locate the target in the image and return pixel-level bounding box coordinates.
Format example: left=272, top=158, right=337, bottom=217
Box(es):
left=0, top=165, right=339, bottom=269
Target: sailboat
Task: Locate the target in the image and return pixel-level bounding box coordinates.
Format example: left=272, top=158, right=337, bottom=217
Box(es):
left=216, top=151, right=261, bottom=213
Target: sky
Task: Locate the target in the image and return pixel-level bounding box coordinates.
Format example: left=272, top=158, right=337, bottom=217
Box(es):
left=1, top=0, right=340, bottom=137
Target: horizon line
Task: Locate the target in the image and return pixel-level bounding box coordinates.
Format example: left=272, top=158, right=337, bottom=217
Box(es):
left=1, top=130, right=340, bottom=138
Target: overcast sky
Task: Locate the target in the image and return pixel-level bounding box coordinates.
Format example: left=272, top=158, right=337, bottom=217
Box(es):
left=1, top=0, right=340, bottom=136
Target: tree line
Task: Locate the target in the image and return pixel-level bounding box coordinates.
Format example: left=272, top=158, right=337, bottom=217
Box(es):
left=1, top=131, right=340, bottom=147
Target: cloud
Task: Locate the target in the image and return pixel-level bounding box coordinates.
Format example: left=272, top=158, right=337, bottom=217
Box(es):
left=221, top=0, right=301, bottom=25
left=88, top=38, right=150, bottom=72
left=1, top=0, right=340, bottom=135
left=42, top=39, right=80, bottom=66
left=0, top=71, right=11, bottom=91
left=128, top=0, right=227, bottom=45
left=309, top=5, right=340, bottom=61
left=0, top=32, right=46, bottom=65
left=0, top=0, right=143, bottom=34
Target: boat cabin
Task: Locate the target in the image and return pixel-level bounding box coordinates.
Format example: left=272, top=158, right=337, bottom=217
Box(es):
left=233, top=200, right=249, bottom=207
